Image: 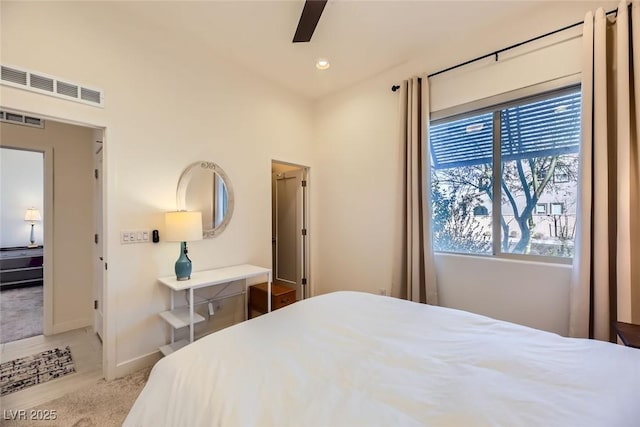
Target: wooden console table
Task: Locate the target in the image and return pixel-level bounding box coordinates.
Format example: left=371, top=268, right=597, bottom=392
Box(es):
left=157, top=264, right=272, bottom=356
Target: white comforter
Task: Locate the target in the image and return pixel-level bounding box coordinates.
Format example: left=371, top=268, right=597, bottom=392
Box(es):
left=124, top=291, right=640, bottom=427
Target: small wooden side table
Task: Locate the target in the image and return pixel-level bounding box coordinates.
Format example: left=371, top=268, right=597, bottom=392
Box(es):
left=248, top=281, right=296, bottom=319
left=614, top=321, right=640, bottom=348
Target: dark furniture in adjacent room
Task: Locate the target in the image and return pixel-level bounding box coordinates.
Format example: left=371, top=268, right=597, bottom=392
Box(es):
left=0, top=246, right=43, bottom=290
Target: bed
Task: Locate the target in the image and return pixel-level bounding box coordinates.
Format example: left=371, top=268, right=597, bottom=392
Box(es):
left=124, top=291, right=640, bottom=426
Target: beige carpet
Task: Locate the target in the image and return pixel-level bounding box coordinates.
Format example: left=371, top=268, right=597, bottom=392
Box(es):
left=2, top=367, right=151, bottom=427
left=0, top=286, right=43, bottom=343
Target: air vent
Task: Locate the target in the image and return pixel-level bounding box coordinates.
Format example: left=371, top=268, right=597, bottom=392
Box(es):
left=0, top=64, right=103, bottom=107
left=0, top=109, right=45, bottom=128
left=81, top=87, right=101, bottom=104
left=1, top=66, right=27, bottom=85
left=24, top=116, right=42, bottom=126
left=57, top=81, right=78, bottom=97
left=30, top=74, right=54, bottom=92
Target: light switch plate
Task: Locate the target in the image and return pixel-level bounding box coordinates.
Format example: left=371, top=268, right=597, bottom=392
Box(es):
left=121, top=230, right=151, bottom=244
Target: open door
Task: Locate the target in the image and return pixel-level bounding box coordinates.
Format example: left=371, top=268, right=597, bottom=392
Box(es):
left=93, top=139, right=104, bottom=340
left=272, top=162, right=309, bottom=300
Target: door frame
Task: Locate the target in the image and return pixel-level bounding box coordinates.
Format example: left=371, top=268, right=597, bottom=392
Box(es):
left=93, top=137, right=104, bottom=340
left=0, top=106, right=109, bottom=378
left=271, top=159, right=311, bottom=299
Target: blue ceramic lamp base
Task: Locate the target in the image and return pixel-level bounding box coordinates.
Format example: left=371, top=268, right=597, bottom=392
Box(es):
left=175, top=241, right=192, bottom=281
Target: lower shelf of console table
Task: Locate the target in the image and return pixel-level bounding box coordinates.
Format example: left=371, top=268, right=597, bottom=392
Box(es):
left=158, top=307, right=206, bottom=330
left=159, top=339, right=190, bottom=356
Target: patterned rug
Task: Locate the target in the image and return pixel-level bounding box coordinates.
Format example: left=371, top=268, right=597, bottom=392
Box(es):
left=0, top=346, right=76, bottom=396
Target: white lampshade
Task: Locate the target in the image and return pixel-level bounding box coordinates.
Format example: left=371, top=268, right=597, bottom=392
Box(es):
left=164, top=211, right=203, bottom=242
left=24, top=208, right=42, bottom=222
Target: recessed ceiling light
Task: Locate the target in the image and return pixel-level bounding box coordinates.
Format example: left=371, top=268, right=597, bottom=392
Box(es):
left=316, top=58, right=330, bottom=70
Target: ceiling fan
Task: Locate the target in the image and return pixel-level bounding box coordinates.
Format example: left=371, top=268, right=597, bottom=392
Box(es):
left=292, top=0, right=328, bottom=43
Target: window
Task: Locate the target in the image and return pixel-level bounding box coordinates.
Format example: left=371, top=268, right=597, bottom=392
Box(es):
left=550, top=202, right=564, bottom=215
left=430, top=87, right=580, bottom=260
left=535, top=203, right=547, bottom=215
left=553, top=168, right=570, bottom=183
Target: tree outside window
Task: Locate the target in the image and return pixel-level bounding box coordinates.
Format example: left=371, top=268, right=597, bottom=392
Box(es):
left=429, top=88, right=581, bottom=259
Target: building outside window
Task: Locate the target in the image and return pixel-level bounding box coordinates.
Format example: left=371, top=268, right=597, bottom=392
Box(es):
left=429, top=87, right=581, bottom=260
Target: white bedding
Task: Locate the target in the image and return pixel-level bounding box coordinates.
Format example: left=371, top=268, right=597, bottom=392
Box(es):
left=124, top=291, right=640, bottom=427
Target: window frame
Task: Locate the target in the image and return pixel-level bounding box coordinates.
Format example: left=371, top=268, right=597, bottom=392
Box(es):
left=430, top=84, right=580, bottom=265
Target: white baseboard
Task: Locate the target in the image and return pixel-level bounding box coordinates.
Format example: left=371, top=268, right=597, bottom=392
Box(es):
left=51, top=317, right=92, bottom=335
left=115, top=350, right=162, bottom=379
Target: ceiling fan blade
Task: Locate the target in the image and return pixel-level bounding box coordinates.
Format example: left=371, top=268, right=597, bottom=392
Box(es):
left=292, top=0, right=328, bottom=43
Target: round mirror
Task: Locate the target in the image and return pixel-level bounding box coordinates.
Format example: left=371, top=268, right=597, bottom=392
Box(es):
left=176, top=161, right=234, bottom=238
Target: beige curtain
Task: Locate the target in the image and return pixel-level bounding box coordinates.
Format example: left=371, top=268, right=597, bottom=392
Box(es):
left=397, top=77, right=438, bottom=304
left=570, top=1, right=640, bottom=340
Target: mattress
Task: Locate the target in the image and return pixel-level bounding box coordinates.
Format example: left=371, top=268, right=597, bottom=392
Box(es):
left=124, top=291, right=640, bottom=427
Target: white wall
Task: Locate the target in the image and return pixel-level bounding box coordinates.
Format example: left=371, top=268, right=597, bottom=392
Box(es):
left=1, top=2, right=314, bottom=378
left=429, top=31, right=582, bottom=114
left=0, top=147, right=44, bottom=247
left=436, top=254, right=571, bottom=335
left=312, top=1, right=616, bottom=337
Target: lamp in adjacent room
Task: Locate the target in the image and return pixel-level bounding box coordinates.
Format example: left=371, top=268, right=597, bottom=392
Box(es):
left=24, top=208, right=42, bottom=248
left=164, top=211, right=203, bottom=281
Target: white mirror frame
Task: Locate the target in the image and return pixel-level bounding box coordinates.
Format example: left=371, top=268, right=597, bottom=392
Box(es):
left=176, top=161, right=235, bottom=238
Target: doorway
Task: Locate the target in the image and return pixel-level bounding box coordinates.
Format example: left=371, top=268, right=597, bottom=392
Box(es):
left=0, top=147, right=45, bottom=343
left=0, top=117, right=99, bottom=338
left=271, top=161, right=310, bottom=300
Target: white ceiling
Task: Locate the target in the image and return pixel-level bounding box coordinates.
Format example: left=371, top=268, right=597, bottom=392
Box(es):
left=115, top=0, right=618, bottom=100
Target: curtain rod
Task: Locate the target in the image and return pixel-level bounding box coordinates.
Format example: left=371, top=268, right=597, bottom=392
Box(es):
left=391, top=6, right=620, bottom=92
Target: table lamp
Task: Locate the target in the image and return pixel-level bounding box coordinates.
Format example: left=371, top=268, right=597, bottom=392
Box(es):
left=24, top=208, right=42, bottom=248
left=165, top=211, right=203, bottom=281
